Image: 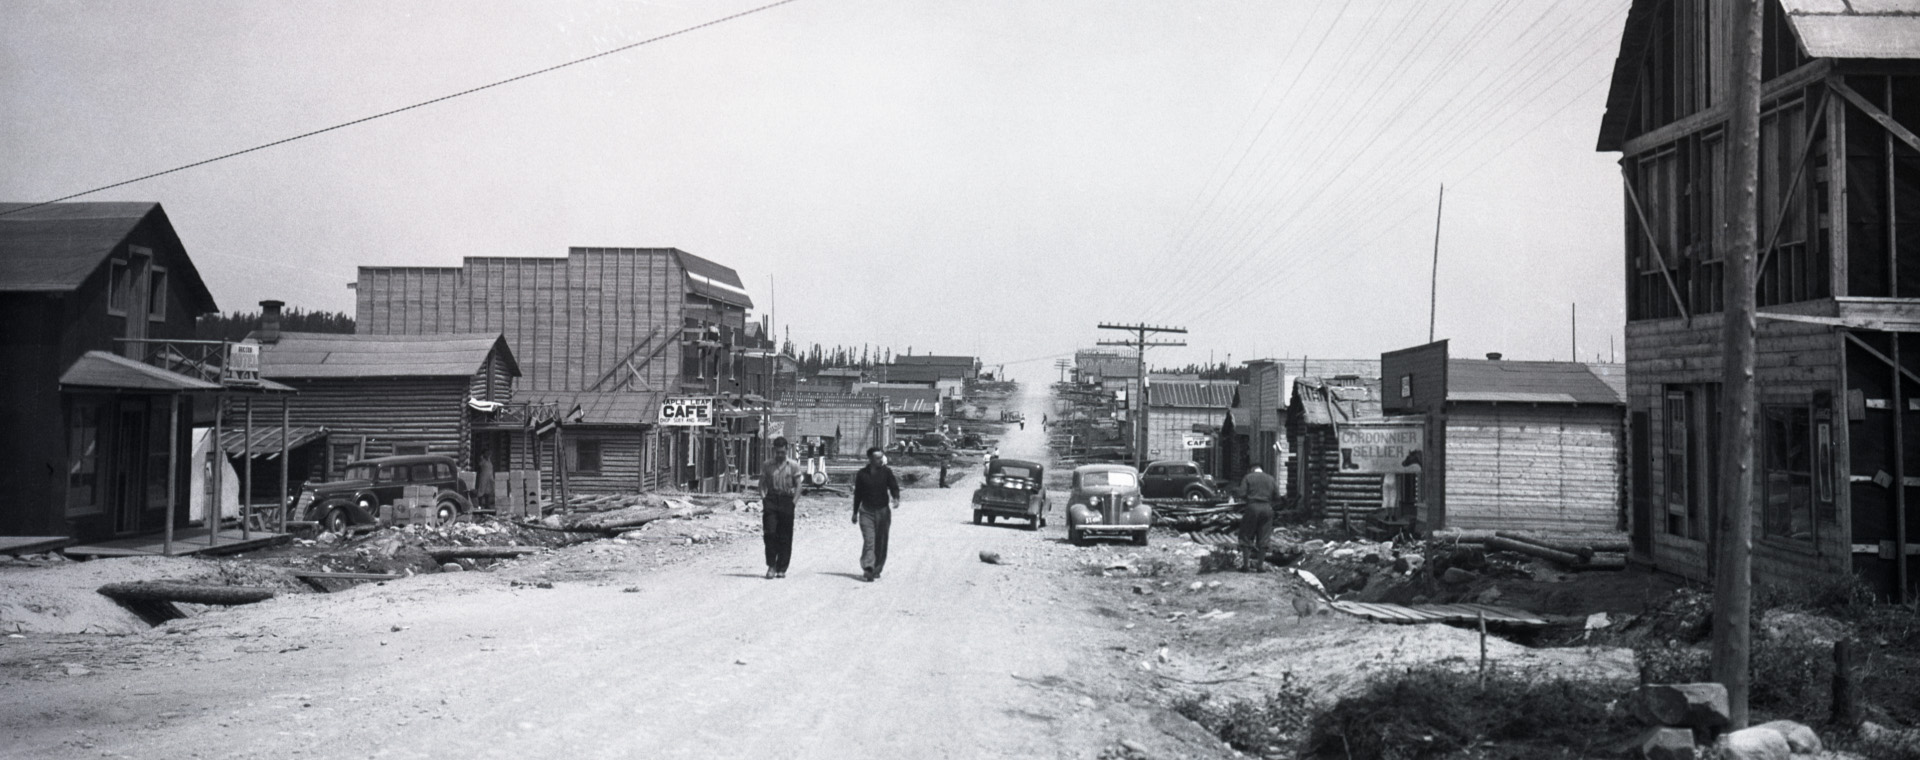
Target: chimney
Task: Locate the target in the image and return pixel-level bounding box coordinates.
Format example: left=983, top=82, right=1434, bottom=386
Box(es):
left=259, top=300, right=284, bottom=344
left=1485, top=352, right=1502, bottom=361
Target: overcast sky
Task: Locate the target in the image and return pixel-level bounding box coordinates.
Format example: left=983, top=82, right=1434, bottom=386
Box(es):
left=3, top=1, right=1633, bottom=385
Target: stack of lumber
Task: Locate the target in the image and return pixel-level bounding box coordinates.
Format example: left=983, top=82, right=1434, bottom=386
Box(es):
left=1432, top=529, right=1628, bottom=571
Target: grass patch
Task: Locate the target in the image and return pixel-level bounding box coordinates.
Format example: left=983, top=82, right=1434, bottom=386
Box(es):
left=1171, top=672, right=1313, bottom=757
left=1305, top=667, right=1627, bottom=760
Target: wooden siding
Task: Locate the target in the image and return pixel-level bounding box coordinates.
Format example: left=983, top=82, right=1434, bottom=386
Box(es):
left=1381, top=341, right=1448, bottom=414
left=467, top=350, right=517, bottom=402
left=538, top=426, right=651, bottom=495
left=1145, top=407, right=1218, bottom=463
left=357, top=249, right=686, bottom=393
left=1441, top=404, right=1623, bottom=533
left=269, top=376, right=470, bottom=462
left=1625, top=312, right=1851, bottom=583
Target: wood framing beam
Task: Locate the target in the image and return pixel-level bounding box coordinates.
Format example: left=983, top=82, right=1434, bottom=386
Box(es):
left=1845, top=332, right=1920, bottom=389
left=1622, top=174, right=1694, bottom=321
left=1831, top=77, right=1920, bottom=156
left=586, top=325, right=665, bottom=392
left=1757, top=90, right=1831, bottom=277
left=1619, top=60, right=1832, bottom=158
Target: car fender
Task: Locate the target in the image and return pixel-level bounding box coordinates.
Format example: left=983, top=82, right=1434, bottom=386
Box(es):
left=434, top=490, right=472, bottom=513
left=311, top=496, right=364, bottom=523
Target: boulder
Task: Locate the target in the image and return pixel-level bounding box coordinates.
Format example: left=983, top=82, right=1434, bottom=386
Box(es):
left=978, top=550, right=1003, bottom=565
left=1632, top=726, right=1697, bottom=760
left=1750, top=720, right=1820, bottom=754
left=1712, top=726, right=1788, bottom=760
left=1441, top=567, right=1478, bottom=585
left=1624, top=683, right=1730, bottom=730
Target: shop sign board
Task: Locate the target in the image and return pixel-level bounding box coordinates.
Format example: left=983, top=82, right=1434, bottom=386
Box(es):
left=660, top=396, right=715, bottom=426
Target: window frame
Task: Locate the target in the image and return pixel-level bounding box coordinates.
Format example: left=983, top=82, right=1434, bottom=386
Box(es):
left=569, top=437, right=603, bottom=475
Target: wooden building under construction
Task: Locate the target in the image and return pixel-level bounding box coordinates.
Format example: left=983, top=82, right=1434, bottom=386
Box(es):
left=1601, top=0, right=1920, bottom=599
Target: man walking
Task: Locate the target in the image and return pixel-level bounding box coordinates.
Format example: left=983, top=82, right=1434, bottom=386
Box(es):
left=759, top=437, right=804, bottom=579
left=1233, top=465, right=1280, bottom=572
left=851, top=446, right=901, bottom=582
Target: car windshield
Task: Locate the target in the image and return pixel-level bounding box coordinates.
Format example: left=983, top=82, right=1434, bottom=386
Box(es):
left=1081, top=471, right=1138, bottom=488
left=995, top=465, right=1035, bottom=480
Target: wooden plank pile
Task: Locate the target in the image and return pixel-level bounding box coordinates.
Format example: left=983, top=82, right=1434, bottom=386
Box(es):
left=1433, top=529, right=1628, bottom=571
left=1327, top=600, right=1549, bottom=628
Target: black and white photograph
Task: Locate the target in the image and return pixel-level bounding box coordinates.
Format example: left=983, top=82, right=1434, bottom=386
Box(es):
left=4, top=1, right=1920, bottom=757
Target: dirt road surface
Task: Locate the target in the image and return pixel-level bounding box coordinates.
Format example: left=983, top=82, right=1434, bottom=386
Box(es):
left=3, top=389, right=1234, bottom=760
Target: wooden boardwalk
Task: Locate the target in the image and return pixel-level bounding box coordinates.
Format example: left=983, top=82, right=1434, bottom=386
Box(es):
left=0, top=536, right=71, bottom=556
left=63, top=527, right=289, bottom=559
left=1328, top=600, right=1549, bottom=628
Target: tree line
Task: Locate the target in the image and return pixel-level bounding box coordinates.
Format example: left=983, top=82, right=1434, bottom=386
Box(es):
left=196, top=308, right=354, bottom=342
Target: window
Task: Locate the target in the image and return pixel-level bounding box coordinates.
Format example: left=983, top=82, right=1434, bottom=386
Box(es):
left=393, top=443, right=428, bottom=457
left=65, top=400, right=103, bottom=515
left=1763, top=405, right=1814, bottom=543
left=376, top=465, right=399, bottom=482
left=1664, top=390, right=1692, bottom=537
left=107, top=260, right=130, bottom=315
left=410, top=464, right=439, bottom=482
left=570, top=438, right=603, bottom=475
left=1400, top=374, right=1412, bottom=401
left=147, top=266, right=168, bottom=321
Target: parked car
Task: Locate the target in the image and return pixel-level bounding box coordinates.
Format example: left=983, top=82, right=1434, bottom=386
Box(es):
left=293, top=455, right=472, bottom=534
left=1065, top=464, right=1150, bottom=546
left=1139, top=460, right=1218, bottom=501
left=971, top=457, right=1049, bottom=530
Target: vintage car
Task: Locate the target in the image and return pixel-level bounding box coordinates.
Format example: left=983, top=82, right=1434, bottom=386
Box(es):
left=971, top=457, right=1049, bottom=529
left=1065, top=464, right=1151, bottom=546
left=293, top=454, right=472, bottom=533
left=1139, top=460, right=1218, bottom=501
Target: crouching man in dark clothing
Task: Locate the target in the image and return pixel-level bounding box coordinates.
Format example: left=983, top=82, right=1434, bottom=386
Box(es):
left=759, top=437, right=805, bottom=579
left=851, top=446, right=901, bottom=581
left=1233, top=466, right=1280, bottom=572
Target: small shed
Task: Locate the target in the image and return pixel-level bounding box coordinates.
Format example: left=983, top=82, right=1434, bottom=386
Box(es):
left=1382, top=341, right=1626, bottom=534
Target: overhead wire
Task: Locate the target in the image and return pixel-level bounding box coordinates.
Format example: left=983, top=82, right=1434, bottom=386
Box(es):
left=0, top=0, right=806, bottom=218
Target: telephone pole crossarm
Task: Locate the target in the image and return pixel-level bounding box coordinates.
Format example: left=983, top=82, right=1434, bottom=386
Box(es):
left=1095, top=322, right=1188, bottom=469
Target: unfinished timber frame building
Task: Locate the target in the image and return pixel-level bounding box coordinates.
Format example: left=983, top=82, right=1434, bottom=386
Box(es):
left=1601, top=0, right=1920, bottom=599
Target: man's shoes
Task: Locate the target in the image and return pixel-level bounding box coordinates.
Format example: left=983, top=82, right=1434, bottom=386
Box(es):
left=775, top=571, right=786, bottom=578
left=765, top=568, right=776, bottom=579
left=861, top=568, right=875, bottom=582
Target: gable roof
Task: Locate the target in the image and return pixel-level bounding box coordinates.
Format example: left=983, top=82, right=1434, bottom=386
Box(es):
left=1600, top=0, right=1920, bottom=151
left=1445, top=360, right=1625, bottom=405
left=0, top=202, right=217, bottom=310
left=674, top=249, right=753, bottom=309
left=257, top=331, right=518, bottom=380
left=522, top=391, right=659, bottom=425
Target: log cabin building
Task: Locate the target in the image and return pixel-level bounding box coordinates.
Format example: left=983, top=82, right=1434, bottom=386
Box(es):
left=1601, top=0, right=1920, bottom=598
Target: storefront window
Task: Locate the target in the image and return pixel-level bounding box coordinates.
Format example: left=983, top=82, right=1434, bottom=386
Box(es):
left=1763, top=405, right=1814, bottom=543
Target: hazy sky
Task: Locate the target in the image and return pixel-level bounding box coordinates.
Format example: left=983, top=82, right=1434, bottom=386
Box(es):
left=4, top=1, right=1633, bottom=385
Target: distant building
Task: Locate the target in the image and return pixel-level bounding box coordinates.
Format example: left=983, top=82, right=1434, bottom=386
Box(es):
left=1382, top=341, right=1626, bottom=534
left=1144, top=380, right=1237, bottom=467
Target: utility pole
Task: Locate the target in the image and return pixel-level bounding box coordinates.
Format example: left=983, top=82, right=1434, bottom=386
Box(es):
left=1715, top=0, right=1762, bottom=730
left=1430, top=183, right=1445, bottom=343
left=1097, top=323, right=1187, bottom=470
left=1055, top=359, right=1071, bottom=384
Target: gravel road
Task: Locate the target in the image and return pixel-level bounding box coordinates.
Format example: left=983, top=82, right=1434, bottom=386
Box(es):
left=3, top=388, right=1234, bottom=759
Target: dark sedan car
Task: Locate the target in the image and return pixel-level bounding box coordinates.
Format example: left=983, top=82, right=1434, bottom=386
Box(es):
left=971, top=458, right=1049, bottom=530
left=293, top=455, right=472, bottom=533
left=1139, top=460, right=1218, bottom=500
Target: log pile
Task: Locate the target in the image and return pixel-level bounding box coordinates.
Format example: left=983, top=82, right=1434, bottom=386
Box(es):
left=1431, top=529, right=1627, bottom=571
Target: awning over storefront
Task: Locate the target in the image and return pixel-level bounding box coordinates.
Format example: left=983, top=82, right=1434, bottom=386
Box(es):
left=58, top=350, right=296, bottom=393
left=218, top=425, right=329, bottom=456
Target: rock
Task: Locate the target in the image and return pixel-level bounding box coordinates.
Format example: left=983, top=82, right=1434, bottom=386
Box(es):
left=1759, top=610, right=1850, bottom=646
left=1632, top=726, right=1697, bottom=760
left=1751, top=720, right=1821, bottom=754
left=1473, top=586, right=1504, bottom=604
left=441, top=562, right=463, bottom=572
left=979, top=550, right=1003, bottom=565
left=1188, top=581, right=1204, bottom=591
left=1714, top=726, right=1789, bottom=760
left=64, top=665, right=91, bottom=676
left=1626, top=683, right=1729, bottom=730
left=1119, top=739, right=1148, bottom=754
left=1441, top=567, right=1478, bottom=585
left=1132, top=584, right=1154, bottom=595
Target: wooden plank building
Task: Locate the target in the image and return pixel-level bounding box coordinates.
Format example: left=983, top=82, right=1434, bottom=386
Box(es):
left=1286, top=376, right=1389, bottom=520
left=1382, top=342, right=1627, bottom=534
left=1600, top=0, right=1920, bottom=598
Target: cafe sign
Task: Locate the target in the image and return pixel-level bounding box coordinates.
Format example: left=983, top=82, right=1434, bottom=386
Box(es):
left=659, top=396, right=715, bottom=426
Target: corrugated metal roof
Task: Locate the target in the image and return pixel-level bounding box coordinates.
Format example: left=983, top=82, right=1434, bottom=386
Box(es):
left=218, top=425, right=329, bottom=455
left=1149, top=381, right=1237, bottom=409
left=0, top=202, right=217, bottom=310
left=258, top=332, right=518, bottom=379
left=675, top=250, right=753, bottom=309
left=523, top=391, right=661, bottom=425
left=878, top=364, right=945, bottom=383
left=59, top=350, right=223, bottom=392
left=1294, top=377, right=1383, bottom=426
left=1445, top=360, right=1624, bottom=406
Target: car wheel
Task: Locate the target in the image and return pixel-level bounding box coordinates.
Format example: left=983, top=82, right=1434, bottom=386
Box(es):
left=1069, top=527, right=1084, bottom=545
left=972, top=510, right=982, bottom=525
left=1133, top=530, right=1149, bottom=547
left=986, top=515, right=996, bottom=525
left=1025, top=515, right=1040, bottom=531
left=434, top=499, right=460, bottom=526
left=1185, top=487, right=1211, bottom=502
left=322, top=508, right=350, bottom=535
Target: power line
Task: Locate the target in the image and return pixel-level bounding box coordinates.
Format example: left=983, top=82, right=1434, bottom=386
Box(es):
left=0, top=0, right=806, bottom=218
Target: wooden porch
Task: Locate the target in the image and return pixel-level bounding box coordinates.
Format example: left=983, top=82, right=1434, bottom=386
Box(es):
left=63, top=526, right=289, bottom=559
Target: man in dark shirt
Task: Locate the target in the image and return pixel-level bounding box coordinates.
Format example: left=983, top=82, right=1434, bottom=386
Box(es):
left=758, top=437, right=805, bottom=579
left=851, top=446, right=901, bottom=581
left=1233, top=466, right=1281, bottom=572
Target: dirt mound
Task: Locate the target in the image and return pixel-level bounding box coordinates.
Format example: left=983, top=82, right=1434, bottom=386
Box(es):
left=0, top=554, right=236, bottom=634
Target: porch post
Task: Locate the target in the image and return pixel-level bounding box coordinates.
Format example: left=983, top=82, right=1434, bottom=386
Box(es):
left=242, top=396, right=253, bottom=540
left=209, top=392, right=222, bottom=549
left=280, top=397, right=290, bottom=533
left=164, top=393, right=179, bottom=557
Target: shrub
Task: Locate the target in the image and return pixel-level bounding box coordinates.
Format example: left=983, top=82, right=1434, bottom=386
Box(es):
left=1306, top=667, right=1626, bottom=760
left=1172, top=673, right=1314, bottom=756
left=1632, top=638, right=1831, bottom=725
